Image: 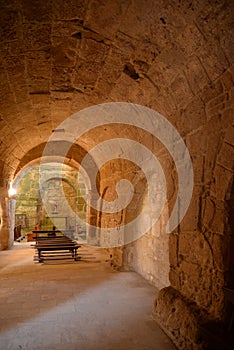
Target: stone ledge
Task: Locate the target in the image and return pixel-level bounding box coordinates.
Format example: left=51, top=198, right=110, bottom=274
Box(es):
left=152, top=286, right=233, bottom=350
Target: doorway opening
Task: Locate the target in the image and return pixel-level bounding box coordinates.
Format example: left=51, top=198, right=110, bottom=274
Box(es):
left=13, top=163, right=88, bottom=244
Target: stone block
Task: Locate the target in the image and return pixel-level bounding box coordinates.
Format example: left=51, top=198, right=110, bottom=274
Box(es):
left=187, top=127, right=208, bottom=155
left=208, top=270, right=225, bottom=318
left=0, top=9, right=21, bottom=43
left=179, top=231, right=212, bottom=266
left=201, top=79, right=224, bottom=104
left=169, top=233, right=178, bottom=268
left=190, top=156, right=204, bottom=185
left=185, top=55, right=210, bottom=95
left=180, top=259, right=202, bottom=281
left=224, top=125, right=234, bottom=146
left=176, top=97, right=206, bottom=137
left=149, top=8, right=185, bottom=52
left=148, top=58, right=179, bottom=90
left=29, top=79, right=50, bottom=95
left=198, top=41, right=229, bottom=81
left=212, top=233, right=226, bottom=270
left=3, top=56, right=26, bottom=84
left=27, top=51, right=51, bottom=78
left=211, top=164, right=233, bottom=200
left=152, top=91, right=177, bottom=118
left=206, top=92, right=229, bottom=116
left=53, top=0, right=86, bottom=20
left=217, top=141, right=234, bottom=171
left=221, top=107, right=234, bottom=129
left=14, top=86, right=29, bottom=104
left=221, top=69, right=234, bottom=91
left=170, top=73, right=194, bottom=108
left=153, top=286, right=204, bottom=350
left=204, top=122, right=225, bottom=182
left=73, top=60, right=101, bottom=87
left=23, top=23, right=51, bottom=51
left=52, top=42, right=77, bottom=68
left=220, top=25, right=234, bottom=64
left=52, top=21, right=82, bottom=38
left=80, top=36, right=108, bottom=63
left=176, top=24, right=206, bottom=57
left=210, top=206, right=225, bottom=235
left=179, top=258, right=213, bottom=310
left=51, top=67, right=74, bottom=91
left=171, top=0, right=201, bottom=17
left=169, top=268, right=180, bottom=290
left=21, top=0, right=53, bottom=22
left=202, top=196, right=216, bottom=229
left=86, top=0, right=129, bottom=38
left=179, top=186, right=201, bottom=232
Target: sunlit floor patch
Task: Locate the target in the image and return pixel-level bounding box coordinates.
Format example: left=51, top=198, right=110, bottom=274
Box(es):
left=0, top=244, right=175, bottom=350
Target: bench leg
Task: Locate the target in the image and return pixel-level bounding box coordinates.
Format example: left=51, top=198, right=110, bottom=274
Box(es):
left=38, top=249, right=43, bottom=263
left=74, top=248, right=79, bottom=261
left=69, top=249, right=74, bottom=259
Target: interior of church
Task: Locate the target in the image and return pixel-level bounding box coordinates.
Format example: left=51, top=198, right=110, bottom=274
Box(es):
left=0, top=1, right=233, bottom=349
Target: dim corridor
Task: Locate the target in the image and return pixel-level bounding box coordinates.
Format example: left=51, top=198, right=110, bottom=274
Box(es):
left=0, top=243, right=175, bottom=350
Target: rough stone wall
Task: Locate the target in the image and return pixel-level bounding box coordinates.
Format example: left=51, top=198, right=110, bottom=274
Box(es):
left=0, top=1, right=233, bottom=349
left=123, top=213, right=170, bottom=290
left=99, top=156, right=170, bottom=289
left=0, top=187, right=14, bottom=250
left=167, top=74, right=234, bottom=318
left=154, top=73, right=234, bottom=348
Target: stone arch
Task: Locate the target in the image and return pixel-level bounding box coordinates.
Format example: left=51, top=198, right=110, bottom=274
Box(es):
left=38, top=173, right=85, bottom=236
left=3, top=141, right=99, bottom=248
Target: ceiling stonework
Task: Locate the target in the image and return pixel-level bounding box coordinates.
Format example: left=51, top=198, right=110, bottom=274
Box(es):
left=0, top=0, right=233, bottom=183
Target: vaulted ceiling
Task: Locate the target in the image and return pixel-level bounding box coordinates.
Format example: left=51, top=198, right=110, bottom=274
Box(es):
left=0, top=0, right=233, bottom=184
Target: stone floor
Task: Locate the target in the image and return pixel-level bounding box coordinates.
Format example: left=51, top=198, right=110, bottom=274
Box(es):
left=0, top=243, right=176, bottom=350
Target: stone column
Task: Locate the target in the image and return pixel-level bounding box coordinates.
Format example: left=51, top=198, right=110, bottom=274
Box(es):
left=86, top=190, right=99, bottom=246
left=0, top=187, right=14, bottom=250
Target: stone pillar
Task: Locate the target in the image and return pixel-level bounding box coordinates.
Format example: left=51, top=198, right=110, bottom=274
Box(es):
left=0, top=187, right=13, bottom=250
left=86, top=190, right=99, bottom=246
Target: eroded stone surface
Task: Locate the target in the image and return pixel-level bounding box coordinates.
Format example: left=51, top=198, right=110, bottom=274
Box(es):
left=0, top=1, right=233, bottom=349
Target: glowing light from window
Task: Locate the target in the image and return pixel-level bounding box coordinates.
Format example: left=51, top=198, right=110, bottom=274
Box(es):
left=8, top=182, right=17, bottom=198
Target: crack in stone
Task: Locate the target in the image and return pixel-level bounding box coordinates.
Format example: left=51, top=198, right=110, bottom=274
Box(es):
left=71, top=32, right=82, bottom=40
left=123, top=63, right=139, bottom=80
left=29, top=91, right=50, bottom=95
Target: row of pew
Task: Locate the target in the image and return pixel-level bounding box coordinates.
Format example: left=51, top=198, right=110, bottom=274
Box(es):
left=32, top=230, right=81, bottom=263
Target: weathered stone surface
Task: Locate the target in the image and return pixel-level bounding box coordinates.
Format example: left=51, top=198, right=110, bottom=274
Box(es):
left=0, top=1, right=233, bottom=349
left=21, top=0, right=53, bottom=22
left=23, top=23, right=51, bottom=51
left=211, top=165, right=233, bottom=201
left=86, top=0, right=129, bottom=38
left=53, top=0, right=87, bottom=21
left=171, top=73, right=194, bottom=108
left=185, top=55, right=211, bottom=95
left=153, top=286, right=204, bottom=350
left=0, top=9, right=21, bottom=44
left=176, top=97, right=206, bottom=137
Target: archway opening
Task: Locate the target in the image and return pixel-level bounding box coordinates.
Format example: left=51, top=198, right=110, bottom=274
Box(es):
left=13, top=163, right=88, bottom=244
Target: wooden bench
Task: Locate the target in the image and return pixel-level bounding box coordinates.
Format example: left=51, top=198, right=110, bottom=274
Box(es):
left=32, top=230, right=81, bottom=263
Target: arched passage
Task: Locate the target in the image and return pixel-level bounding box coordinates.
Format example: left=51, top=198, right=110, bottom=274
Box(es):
left=14, top=163, right=88, bottom=242
left=0, top=1, right=233, bottom=348
left=3, top=140, right=98, bottom=248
